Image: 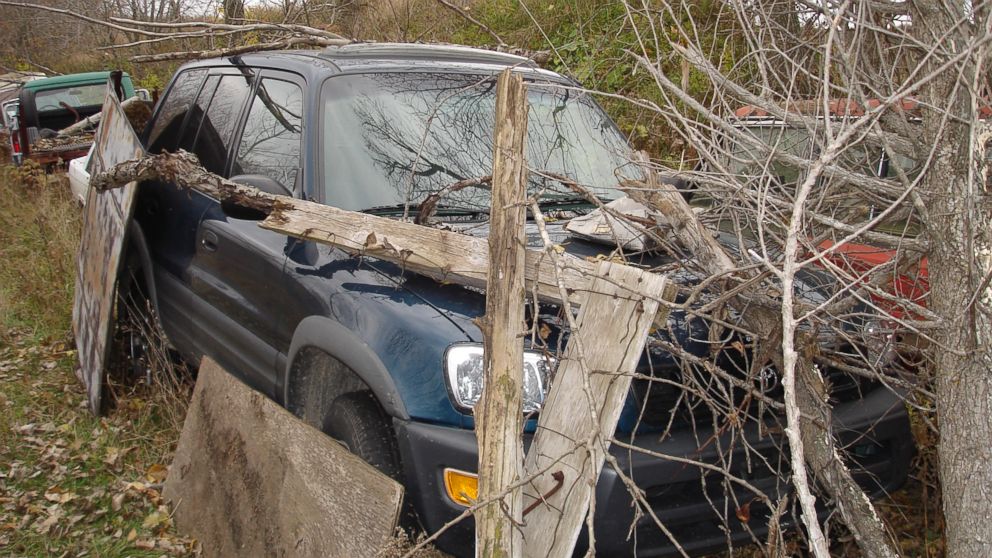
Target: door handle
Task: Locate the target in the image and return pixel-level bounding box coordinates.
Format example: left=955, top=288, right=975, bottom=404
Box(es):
left=201, top=230, right=219, bottom=252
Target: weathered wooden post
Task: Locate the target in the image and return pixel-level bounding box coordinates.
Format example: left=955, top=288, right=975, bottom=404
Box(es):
left=474, top=68, right=528, bottom=558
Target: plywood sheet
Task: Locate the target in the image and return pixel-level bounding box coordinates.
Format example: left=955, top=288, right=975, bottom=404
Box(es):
left=163, top=357, right=404, bottom=558
left=71, top=82, right=144, bottom=414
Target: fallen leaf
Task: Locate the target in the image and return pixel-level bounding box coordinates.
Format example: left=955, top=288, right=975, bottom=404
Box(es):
left=538, top=322, right=551, bottom=341
left=103, top=447, right=122, bottom=468
left=145, top=464, right=168, bottom=483
left=126, top=528, right=137, bottom=541
left=736, top=500, right=752, bottom=523
left=142, top=509, right=171, bottom=531
left=111, top=492, right=125, bottom=512
left=34, top=512, right=60, bottom=535
left=134, top=538, right=156, bottom=550
left=44, top=487, right=76, bottom=504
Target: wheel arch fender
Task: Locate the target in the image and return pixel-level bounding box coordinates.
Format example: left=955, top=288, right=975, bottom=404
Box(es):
left=283, top=316, right=409, bottom=420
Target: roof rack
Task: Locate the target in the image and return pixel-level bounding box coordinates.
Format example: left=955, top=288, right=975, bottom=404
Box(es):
left=321, top=42, right=537, bottom=68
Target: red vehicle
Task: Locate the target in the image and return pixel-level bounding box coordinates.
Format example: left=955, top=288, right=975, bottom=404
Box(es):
left=816, top=239, right=928, bottom=320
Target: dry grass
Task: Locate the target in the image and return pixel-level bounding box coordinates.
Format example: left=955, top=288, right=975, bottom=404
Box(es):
left=0, top=164, right=80, bottom=340
left=0, top=166, right=196, bottom=556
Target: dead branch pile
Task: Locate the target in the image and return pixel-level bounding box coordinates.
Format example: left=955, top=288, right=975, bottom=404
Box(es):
left=32, top=132, right=94, bottom=152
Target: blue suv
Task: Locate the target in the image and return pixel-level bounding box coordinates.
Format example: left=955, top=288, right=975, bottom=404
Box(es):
left=125, top=44, right=913, bottom=556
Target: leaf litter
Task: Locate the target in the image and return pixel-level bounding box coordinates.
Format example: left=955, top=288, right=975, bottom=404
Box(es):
left=0, top=329, right=197, bottom=556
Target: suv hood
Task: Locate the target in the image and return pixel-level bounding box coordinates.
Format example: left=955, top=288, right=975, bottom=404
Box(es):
left=376, top=214, right=841, bottom=344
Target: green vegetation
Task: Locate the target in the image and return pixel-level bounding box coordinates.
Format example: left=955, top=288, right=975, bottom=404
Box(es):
left=0, top=169, right=194, bottom=556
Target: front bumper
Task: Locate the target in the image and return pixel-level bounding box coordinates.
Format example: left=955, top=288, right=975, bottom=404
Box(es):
left=394, top=386, right=913, bottom=557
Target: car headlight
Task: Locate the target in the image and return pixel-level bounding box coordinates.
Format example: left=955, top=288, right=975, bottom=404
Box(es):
left=444, top=343, right=554, bottom=413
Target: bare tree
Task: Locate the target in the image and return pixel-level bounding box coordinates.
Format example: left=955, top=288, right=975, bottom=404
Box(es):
left=908, top=3, right=992, bottom=556
left=616, top=1, right=991, bottom=556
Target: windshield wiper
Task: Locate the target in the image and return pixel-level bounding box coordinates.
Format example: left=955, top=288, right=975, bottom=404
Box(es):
left=360, top=203, right=411, bottom=216
left=536, top=194, right=611, bottom=209
left=361, top=203, right=489, bottom=217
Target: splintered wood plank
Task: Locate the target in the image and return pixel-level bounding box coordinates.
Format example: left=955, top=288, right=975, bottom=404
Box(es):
left=72, top=82, right=144, bottom=414
left=163, top=357, right=403, bottom=558
left=89, top=150, right=594, bottom=306
left=475, top=69, right=528, bottom=557
left=520, top=261, right=675, bottom=558
left=260, top=198, right=592, bottom=304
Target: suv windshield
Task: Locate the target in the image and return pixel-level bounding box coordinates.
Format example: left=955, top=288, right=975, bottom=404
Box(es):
left=706, top=122, right=922, bottom=236
left=722, top=123, right=919, bottom=185
left=321, top=72, right=636, bottom=213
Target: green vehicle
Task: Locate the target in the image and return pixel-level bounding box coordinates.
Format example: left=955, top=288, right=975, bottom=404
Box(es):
left=13, top=71, right=136, bottom=165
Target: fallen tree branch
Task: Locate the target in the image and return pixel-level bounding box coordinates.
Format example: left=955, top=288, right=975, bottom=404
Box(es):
left=90, top=150, right=672, bottom=315
left=0, top=1, right=180, bottom=37
left=130, top=36, right=351, bottom=63
left=622, top=159, right=901, bottom=558
left=108, top=15, right=347, bottom=40
left=96, top=29, right=247, bottom=51
left=58, top=96, right=144, bottom=137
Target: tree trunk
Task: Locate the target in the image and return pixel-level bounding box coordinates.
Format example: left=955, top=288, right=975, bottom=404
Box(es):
left=911, top=3, right=992, bottom=557
left=223, top=0, right=244, bottom=24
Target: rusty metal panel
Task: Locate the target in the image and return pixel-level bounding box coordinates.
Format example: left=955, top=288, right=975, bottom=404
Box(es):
left=71, top=82, right=145, bottom=414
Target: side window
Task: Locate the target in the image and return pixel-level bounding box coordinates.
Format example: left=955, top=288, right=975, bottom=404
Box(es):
left=232, top=78, right=303, bottom=190
left=192, top=74, right=253, bottom=175
left=145, top=69, right=207, bottom=154
left=178, top=75, right=218, bottom=153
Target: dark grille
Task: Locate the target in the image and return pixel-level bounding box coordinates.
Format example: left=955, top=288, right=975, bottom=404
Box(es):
left=631, top=346, right=879, bottom=429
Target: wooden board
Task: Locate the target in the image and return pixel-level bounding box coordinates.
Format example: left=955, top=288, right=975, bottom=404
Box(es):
left=261, top=200, right=593, bottom=306
left=520, top=261, right=675, bottom=558
left=71, top=83, right=144, bottom=414
left=163, top=357, right=404, bottom=558
left=475, top=69, right=528, bottom=556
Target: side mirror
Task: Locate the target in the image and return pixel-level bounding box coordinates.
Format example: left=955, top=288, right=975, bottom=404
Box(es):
left=222, top=174, right=293, bottom=220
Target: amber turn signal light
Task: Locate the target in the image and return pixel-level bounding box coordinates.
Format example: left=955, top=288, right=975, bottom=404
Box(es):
left=443, top=468, right=478, bottom=507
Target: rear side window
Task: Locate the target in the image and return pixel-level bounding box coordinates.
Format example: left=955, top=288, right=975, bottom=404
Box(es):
left=232, top=78, right=303, bottom=190
left=145, top=69, right=207, bottom=154
left=191, top=74, right=253, bottom=175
